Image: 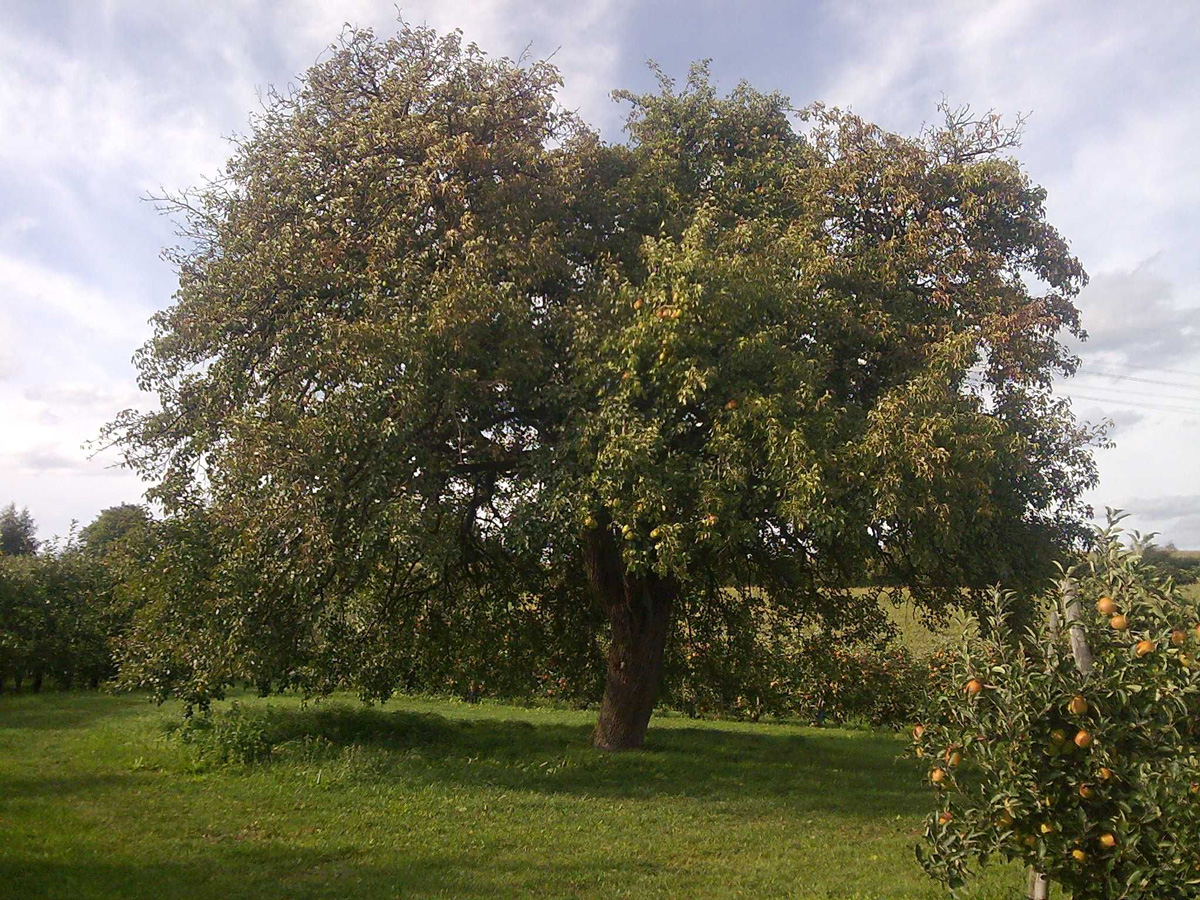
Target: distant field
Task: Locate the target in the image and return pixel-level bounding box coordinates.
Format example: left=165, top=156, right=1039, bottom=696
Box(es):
left=0, top=691, right=1027, bottom=900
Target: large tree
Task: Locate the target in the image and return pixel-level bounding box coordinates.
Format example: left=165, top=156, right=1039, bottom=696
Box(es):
left=109, top=23, right=1101, bottom=749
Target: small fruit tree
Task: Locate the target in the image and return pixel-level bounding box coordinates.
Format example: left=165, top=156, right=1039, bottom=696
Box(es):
left=914, top=518, right=1200, bottom=899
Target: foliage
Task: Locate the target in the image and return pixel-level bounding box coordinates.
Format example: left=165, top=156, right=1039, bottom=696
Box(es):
left=0, top=506, right=153, bottom=692
left=913, top=519, right=1200, bottom=899
left=79, top=504, right=152, bottom=553
left=172, top=700, right=276, bottom=765
left=1142, top=543, right=1200, bottom=585
left=661, top=588, right=931, bottom=725
left=104, top=21, right=1102, bottom=734
left=0, top=537, right=109, bottom=690
left=0, top=502, right=39, bottom=556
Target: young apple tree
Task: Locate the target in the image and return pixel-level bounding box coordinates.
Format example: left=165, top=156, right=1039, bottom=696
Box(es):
left=915, top=518, right=1200, bottom=898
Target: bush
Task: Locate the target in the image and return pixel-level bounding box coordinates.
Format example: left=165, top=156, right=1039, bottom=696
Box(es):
left=174, top=702, right=277, bottom=765
left=774, top=635, right=931, bottom=726
left=169, top=701, right=459, bottom=768
left=913, top=518, right=1200, bottom=898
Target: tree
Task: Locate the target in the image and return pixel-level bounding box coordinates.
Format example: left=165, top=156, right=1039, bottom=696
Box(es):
left=914, top=518, right=1200, bottom=899
left=107, top=22, right=1101, bottom=749
left=0, top=503, right=40, bottom=556
left=79, top=504, right=152, bottom=553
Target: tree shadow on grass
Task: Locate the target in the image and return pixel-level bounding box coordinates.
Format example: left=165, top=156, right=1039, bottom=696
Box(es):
left=0, top=691, right=148, bottom=732
left=196, top=703, right=927, bottom=820
left=0, top=844, right=590, bottom=900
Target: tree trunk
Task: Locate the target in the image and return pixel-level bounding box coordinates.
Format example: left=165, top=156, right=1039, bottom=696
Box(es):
left=582, top=523, right=677, bottom=751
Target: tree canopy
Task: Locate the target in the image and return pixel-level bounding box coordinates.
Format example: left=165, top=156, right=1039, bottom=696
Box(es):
left=0, top=503, right=40, bottom=557
left=79, top=504, right=152, bottom=554
left=108, top=22, right=1102, bottom=748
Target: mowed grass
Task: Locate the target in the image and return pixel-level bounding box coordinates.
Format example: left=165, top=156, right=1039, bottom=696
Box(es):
left=0, top=691, right=1033, bottom=900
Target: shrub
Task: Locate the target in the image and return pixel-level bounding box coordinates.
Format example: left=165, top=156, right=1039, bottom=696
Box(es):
left=174, top=702, right=276, bottom=765
left=913, top=518, right=1200, bottom=898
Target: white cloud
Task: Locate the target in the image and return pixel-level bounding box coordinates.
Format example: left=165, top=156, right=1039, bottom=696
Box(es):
left=0, top=253, right=150, bottom=348
left=0, top=30, right=231, bottom=193
left=1070, top=263, right=1200, bottom=365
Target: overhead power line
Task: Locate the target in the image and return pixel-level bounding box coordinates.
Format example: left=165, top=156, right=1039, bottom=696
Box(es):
left=1061, top=392, right=1200, bottom=416
left=1060, top=383, right=1200, bottom=403
left=1075, top=370, right=1200, bottom=395
left=1084, top=361, right=1200, bottom=380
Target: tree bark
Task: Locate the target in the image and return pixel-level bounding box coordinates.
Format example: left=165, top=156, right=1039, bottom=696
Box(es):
left=582, top=523, right=677, bottom=751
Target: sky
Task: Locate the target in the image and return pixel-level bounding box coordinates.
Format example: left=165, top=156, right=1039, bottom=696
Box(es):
left=1, top=0, right=1198, bottom=546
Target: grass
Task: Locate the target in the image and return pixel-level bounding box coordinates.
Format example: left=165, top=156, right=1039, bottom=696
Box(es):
left=0, top=691, right=1034, bottom=899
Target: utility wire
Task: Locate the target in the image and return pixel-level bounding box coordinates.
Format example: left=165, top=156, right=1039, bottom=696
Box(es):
left=1060, top=392, right=1200, bottom=415
left=1077, top=370, right=1200, bottom=394
left=1058, top=383, right=1200, bottom=403
left=1084, top=361, right=1200, bottom=380
left=1080, top=367, right=1200, bottom=393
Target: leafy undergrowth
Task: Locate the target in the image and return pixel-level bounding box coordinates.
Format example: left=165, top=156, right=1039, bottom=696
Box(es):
left=0, top=691, right=1034, bottom=899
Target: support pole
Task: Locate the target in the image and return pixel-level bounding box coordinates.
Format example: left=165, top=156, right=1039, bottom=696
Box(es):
left=1027, top=576, right=1092, bottom=899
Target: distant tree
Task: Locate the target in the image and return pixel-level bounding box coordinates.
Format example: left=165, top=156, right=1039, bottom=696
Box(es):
left=0, top=503, right=39, bottom=556
left=107, top=23, right=1102, bottom=749
left=80, top=504, right=152, bottom=553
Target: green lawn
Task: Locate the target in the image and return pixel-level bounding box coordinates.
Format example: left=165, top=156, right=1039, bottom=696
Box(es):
left=0, top=691, right=1033, bottom=899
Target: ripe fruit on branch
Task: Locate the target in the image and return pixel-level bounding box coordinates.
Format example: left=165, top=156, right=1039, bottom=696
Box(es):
left=1072, top=849, right=1088, bottom=863
left=1068, top=695, right=1089, bottom=716
left=931, top=768, right=947, bottom=785
left=1079, top=783, right=1094, bottom=799
left=945, top=750, right=963, bottom=768
left=938, top=812, right=953, bottom=825
left=1110, top=614, right=1129, bottom=631
left=1099, top=833, right=1117, bottom=849
left=1040, top=823, right=1056, bottom=835
left=1172, top=629, right=1187, bottom=647
left=913, top=724, right=925, bottom=741
left=1096, top=596, right=1117, bottom=615
left=1135, top=640, right=1156, bottom=657
left=1097, top=767, right=1113, bottom=781
left=964, top=678, right=984, bottom=696
left=1074, top=730, right=1093, bottom=749
left=723, top=398, right=739, bottom=411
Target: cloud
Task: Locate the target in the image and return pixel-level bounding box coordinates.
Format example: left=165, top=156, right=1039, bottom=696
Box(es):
left=0, top=252, right=151, bottom=347
left=1163, top=516, right=1200, bottom=548
left=1123, top=494, right=1200, bottom=522
left=1070, top=264, right=1200, bottom=366
left=1067, top=402, right=1146, bottom=433
left=0, top=28, right=233, bottom=193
